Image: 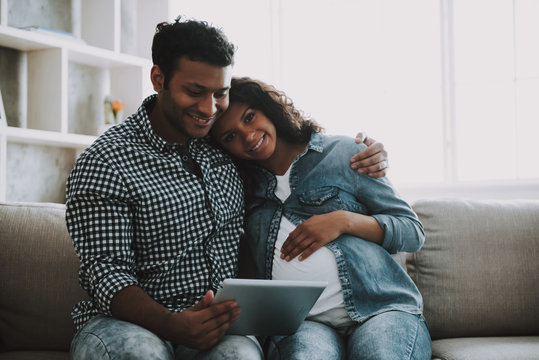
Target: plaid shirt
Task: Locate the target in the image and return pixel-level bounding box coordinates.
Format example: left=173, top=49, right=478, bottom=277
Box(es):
left=66, top=95, right=245, bottom=330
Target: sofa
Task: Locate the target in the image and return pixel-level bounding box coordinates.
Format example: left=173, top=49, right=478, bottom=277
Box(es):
left=0, top=199, right=538, bottom=359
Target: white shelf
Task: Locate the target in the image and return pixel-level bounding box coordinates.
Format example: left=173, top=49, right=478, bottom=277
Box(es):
left=0, top=25, right=151, bottom=68
left=67, top=44, right=152, bottom=68
left=0, top=24, right=65, bottom=51
left=6, top=127, right=95, bottom=149
left=0, top=0, right=170, bottom=203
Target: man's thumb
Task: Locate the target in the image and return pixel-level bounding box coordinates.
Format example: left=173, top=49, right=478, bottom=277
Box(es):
left=191, top=290, right=214, bottom=311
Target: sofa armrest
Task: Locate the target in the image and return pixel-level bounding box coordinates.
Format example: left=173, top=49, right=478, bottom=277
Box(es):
left=409, top=199, right=539, bottom=340
left=0, top=202, right=88, bottom=352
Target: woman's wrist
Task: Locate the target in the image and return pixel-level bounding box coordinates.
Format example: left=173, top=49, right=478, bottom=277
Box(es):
left=335, top=210, right=354, bottom=235
left=335, top=210, right=384, bottom=245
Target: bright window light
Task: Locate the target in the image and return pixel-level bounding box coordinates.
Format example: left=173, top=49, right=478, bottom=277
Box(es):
left=169, top=0, right=539, bottom=190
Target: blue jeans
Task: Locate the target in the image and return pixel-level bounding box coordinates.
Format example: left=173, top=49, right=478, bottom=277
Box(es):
left=267, top=311, right=431, bottom=360
left=70, top=315, right=263, bottom=360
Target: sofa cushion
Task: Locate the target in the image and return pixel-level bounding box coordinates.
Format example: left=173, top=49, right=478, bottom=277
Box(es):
left=0, top=202, right=88, bottom=352
left=431, top=336, right=539, bottom=360
left=409, top=199, right=539, bottom=340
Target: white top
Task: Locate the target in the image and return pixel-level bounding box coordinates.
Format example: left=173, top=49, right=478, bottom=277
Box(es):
left=271, top=167, right=355, bottom=332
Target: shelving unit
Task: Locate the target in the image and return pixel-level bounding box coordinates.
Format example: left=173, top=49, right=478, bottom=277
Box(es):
left=0, top=0, right=170, bottom=203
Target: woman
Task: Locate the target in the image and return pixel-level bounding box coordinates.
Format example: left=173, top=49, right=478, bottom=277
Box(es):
left=210, top=77, right=431, bottom=360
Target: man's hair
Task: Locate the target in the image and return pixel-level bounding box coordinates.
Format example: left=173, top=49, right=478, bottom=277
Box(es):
left=152, top=16, right=236, bottom=88
left=229, top=77, right=323, bottom=144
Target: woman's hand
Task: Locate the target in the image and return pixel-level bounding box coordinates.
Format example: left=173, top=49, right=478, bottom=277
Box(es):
left=280, top=210, right=385, bottom=261
left=280, top=212, right=346, bottom=261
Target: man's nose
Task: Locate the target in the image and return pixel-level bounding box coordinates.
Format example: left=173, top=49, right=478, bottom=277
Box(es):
left=198, top=95, right=217, bottom=116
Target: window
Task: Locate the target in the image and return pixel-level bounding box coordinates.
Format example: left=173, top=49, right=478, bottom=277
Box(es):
left=170, top=0, right=539, bottom=194
left=452, top=0, right=539, bottom=182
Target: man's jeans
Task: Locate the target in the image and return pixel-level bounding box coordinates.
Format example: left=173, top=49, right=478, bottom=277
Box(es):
left=70, top=315, right=263, bottom=360
left=267, top=311, right=432, bottom=360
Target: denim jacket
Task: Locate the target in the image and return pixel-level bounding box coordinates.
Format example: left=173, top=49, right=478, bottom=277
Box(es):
left=244, top=133, right=425, bottom=323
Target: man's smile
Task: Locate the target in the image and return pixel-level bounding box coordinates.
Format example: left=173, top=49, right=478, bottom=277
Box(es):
left=188, top=112, right=215, bottom=126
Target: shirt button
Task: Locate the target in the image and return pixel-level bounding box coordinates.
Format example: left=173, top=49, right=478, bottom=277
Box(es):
left=182, top=156, right=189, bottom=161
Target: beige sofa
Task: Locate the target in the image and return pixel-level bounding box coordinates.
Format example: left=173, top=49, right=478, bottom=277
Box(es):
left=1, top=199, right=538, bottom=359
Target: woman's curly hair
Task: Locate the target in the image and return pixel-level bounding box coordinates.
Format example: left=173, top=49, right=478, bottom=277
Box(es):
left=229, top=77, right=323, bottom=144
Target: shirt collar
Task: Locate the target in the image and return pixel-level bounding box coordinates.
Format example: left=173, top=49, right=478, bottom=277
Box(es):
left=298, top=132, right=324, bottom=158
left=256, top=131, right=324, bottom=182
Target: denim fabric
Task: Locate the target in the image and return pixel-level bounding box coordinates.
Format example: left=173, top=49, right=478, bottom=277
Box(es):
left=244, top=133, right=426, bottom=322
left=70, top=315, right=263, bottom=360
left=175, top=335, right=263, bottom=360
left=267, top=312, right=431, bottom=360
left=347, top=312, right=431, bottom=359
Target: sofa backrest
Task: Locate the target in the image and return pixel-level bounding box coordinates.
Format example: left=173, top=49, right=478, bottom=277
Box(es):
left=2, top=199, right=538, bottom=351
left=0, top=202, right=88, bottom=352
left=409, top=198, right=539, bottom=340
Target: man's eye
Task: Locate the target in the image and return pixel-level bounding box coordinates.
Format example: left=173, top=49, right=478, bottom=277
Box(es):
left=187, top=89, right=202, bottom=96
left=215, top=91, right=228, bottom=99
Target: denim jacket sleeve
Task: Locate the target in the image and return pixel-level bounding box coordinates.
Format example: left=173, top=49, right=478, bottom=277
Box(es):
left=346, top=143, right=425, bottom=254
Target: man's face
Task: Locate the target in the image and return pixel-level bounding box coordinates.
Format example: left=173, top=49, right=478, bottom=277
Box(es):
left=153, top=57, right=232, bottom=144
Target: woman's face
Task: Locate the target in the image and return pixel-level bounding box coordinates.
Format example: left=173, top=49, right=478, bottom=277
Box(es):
left=211, top=102, right=277, bottom=161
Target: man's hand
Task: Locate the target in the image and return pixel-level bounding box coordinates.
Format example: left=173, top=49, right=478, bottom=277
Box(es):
left=280, top=212, right=345, bottom=262
left=167, top=290, right=241, bottom=350
left=350, top=132, right=388, bottom=178
left=110, top=285, right=240, bottom=351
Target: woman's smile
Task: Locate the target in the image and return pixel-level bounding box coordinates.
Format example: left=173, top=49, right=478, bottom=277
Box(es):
left=250, top=134, right=266, bottom=152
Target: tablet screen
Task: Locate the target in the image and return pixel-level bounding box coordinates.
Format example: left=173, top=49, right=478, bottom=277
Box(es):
left=213, top=278, right=327, bottom=336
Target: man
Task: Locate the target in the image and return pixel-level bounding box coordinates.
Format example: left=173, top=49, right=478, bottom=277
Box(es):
left=66, top=17, right=388, bottom=359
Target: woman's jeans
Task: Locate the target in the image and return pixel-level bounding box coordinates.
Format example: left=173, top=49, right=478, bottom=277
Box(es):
left=267, top=311, right=432, bottom=360
left=70, top=315, right=263, bottom=360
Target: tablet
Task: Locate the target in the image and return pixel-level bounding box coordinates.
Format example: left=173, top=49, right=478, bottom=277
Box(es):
left=213, top=278, right=327, bottom=336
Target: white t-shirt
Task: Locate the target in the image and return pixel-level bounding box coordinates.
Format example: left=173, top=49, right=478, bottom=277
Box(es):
left=272, top=167, right=355, bottom=332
